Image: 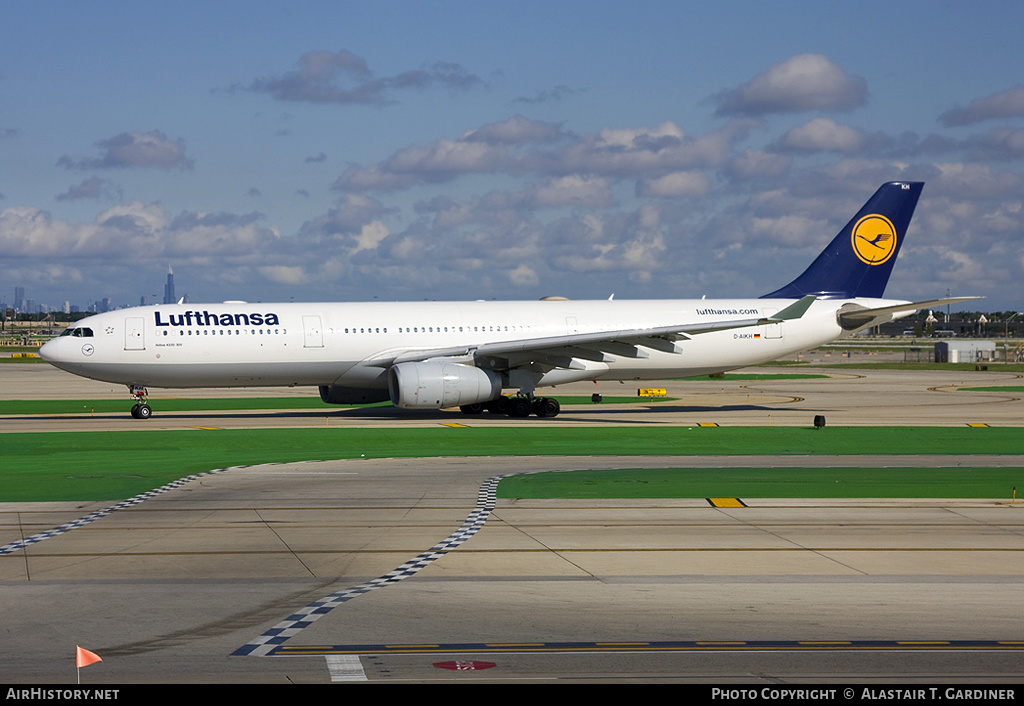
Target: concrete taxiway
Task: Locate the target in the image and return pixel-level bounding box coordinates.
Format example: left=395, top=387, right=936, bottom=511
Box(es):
left=1, top=362, right=1023, bottom=683
left=2, top=360, right=1023, bottom=429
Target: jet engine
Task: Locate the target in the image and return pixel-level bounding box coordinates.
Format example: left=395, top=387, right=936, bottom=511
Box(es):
left=388, top=361, right=502, bottom=409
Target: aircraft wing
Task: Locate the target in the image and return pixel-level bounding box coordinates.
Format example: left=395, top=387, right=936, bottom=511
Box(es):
left=365, top=296, right=816, bottom=370
left=836, top=296, right=983, bottom=330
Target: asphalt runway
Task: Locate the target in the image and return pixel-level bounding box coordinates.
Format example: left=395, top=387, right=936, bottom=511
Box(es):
left=2, top=362, right=1024, bottom=684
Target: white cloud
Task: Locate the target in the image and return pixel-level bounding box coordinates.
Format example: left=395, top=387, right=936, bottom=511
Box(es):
left=508, top=264, right=538, bottom=286
left=0, top=202, right=278, bottom=262
left=353, top=221, right=390, bottom=252
left=56, top=176, right=111, bottom=202
left=636, top=171, right=710, bottom=198
left=713, top=54, right=868, bottom=116
left=596, top=121, right=683, bottom=148
left=779, top=118, right=864, bottom=153
left=58, top=131, right=193, bottom=170
left=463, top=115, right=564, bottom=144
left=237, top=49, right=484, bottom=105
left=526, top=175, right=614, bottom=209
left=258, top=265, right=306, bottom=285
left=727, top=150, right=791, bottom=179
left=939, top=85, right=1024, bottom=127
left=337, top=139, right=508, bottom=191
left=336, top=120, right=750, bottom=193
left=748, top=214, right=825, bottom=247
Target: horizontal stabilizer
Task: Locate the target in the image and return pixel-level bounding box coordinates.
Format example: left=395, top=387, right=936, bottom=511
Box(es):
left=837, top=296, right=983, bottom=330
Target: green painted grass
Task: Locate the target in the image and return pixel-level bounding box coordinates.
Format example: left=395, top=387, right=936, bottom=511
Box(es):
left=1, top=425, right=1021, bottom=502
left=960, top=387, right=1024, bottom=393
left=0, top=397, right=332, bottom=415
left=681, top=373, right=829, bottom=380
left=0, top=395, right=677, bottom=416
left=822, top=362, right=1024, bottom=372
left=497, top=467, right=1023, bottom=499
left=0, top=354, right=45, bottom=364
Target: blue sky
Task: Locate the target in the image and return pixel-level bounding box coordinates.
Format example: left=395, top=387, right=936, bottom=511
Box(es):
left=2, top=1, right=1023, bottom=312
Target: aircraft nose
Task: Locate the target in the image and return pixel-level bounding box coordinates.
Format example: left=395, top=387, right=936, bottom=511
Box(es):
left=38, top=337, right=57, bottom=362
left=39, top=336, right=76, bottom=365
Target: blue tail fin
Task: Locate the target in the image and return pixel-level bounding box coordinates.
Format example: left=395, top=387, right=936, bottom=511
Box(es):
left=761, top=181, right=924, bottom=299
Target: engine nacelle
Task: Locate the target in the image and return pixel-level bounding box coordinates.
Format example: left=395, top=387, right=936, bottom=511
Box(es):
left=319, top=385, right=391, bottom=405
left=388, top=362, right=502, bottom=409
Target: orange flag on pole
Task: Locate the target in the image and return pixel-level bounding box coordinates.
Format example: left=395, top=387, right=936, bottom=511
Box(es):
left=76, top=646, right=102, bottom=668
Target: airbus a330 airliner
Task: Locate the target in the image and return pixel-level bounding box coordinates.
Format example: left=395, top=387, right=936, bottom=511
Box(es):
left=40, top=181, right=975, bottom=419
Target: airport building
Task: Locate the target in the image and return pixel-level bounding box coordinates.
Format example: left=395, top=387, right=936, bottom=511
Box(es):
left=934, top=340, right=996, bottom=363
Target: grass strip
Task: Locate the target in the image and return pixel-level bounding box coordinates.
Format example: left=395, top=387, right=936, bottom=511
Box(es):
left=959, top=387, right=1024, bottom=393
left=1, top=397, right=362, bottom=415
left=1, top=426, right=1021, bottom=502
left=817, top=362, right=1024, bottom=372
left=680, top=373, right=829, bottom=381
left=0, top=395, right=678, bottom=416
left=497, top=467, right=1023, bottom=499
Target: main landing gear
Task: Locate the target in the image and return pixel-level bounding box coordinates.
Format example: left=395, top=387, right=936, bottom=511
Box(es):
left=128, top=384, right=152, bottom=419
left=460, top=395, right=561, bottom=418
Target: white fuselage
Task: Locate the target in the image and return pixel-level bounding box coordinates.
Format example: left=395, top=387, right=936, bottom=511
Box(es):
left=39, top=297, right=887, bottom=393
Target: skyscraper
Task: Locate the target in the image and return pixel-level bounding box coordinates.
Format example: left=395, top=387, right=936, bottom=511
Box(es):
left=163, top=267, right=176, bottom=304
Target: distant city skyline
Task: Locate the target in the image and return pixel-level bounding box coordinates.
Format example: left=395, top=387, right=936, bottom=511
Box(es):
left=5, top=272, right=182, bottom=315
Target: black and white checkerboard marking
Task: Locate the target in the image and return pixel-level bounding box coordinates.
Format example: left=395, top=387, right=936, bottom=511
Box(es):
left=233, top=473, right=506, bottom=657
left=0, top=465, right=244, bottom=556
left=0, top=459, right=508, bottom=658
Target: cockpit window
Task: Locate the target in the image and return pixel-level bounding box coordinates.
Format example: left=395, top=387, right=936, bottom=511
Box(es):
left=59, top=327, right=94, bottom=338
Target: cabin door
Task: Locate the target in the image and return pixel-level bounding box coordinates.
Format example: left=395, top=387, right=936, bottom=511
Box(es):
left=761, top=309, right=783, bottom=339
left=303, top=315, right=324, bottom=348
